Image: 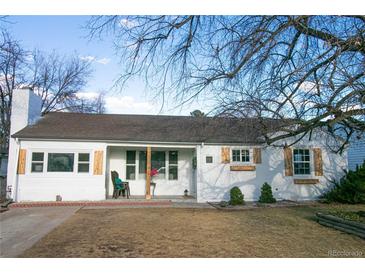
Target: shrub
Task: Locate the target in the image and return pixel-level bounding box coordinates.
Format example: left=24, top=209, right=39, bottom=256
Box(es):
left=230, top=186, right=244, bottom=205
left=259, top=182, right=276, bottom=203
left=322, top=161, right=365, bottom=204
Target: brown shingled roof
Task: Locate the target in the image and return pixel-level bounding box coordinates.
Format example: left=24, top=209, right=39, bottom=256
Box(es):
left=12, top=112, right=285, bottom=144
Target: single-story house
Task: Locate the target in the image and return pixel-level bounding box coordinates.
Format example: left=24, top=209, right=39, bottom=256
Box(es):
left=7, top=88, right=347, bottom=202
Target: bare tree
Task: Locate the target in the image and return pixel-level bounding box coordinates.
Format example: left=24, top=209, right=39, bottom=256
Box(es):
left=69, top=91, right=106, bottom=114
left=29, top=50, right=93, bottom=113
left=0, top=31, right=98, bottom=151
left=0, top=31, right=27, bottom=151
left=87, top=16, right=365, bottom=152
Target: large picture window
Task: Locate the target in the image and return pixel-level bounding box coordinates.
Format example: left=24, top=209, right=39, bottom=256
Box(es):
left=293, top=149, right=311, bottom=175
left=31, top=152, right=44, bottom=173
left=126, top=151, right=136, bottom=180
left=47, top=153, right=74, bottom=172
left=168, top=151, right=178, bottom=180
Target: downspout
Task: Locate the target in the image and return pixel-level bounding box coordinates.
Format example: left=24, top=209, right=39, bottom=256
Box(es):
left=12, top=138, right=20, bottom=202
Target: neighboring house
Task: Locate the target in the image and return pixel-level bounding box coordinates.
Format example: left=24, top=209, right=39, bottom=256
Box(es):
left=348, top=136, right=365, bottom=171
left=7, top=88, right=347, bottom=203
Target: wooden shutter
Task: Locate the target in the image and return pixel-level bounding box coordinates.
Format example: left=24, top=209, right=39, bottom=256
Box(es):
left=284, top=147, right=293, bottom=176
left=221, top=147, right=230, bottom=163
left=313, top=148, right=323, bottom=176
left=93, top=150, right=104, bottom=175
left=253, top=148, right=262, bottom=164
left=17, top=149, right=26, bottom=174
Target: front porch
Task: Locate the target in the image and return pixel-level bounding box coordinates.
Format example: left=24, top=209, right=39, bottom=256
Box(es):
left=105, top=145, right=197, bottom=200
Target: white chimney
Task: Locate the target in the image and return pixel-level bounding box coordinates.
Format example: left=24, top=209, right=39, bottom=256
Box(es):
left=10, top=88, right=42, bottom=135
left=7, top=88, right=42, bottom=201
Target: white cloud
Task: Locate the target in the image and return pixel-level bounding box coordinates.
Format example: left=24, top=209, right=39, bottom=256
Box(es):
left=76, top=91, right=99, bottom=99
left=80, top=56, right=110, bottom=65
left=105, top=95, right=157, bottom=114
left=95, top=58, right=110, bottom=65
left=80, top=55, right=96, bottom=62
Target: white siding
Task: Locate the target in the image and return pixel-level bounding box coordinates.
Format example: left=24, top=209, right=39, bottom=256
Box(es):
left=197, top=135, right=347, bottom=203
left=348, top=139, right=365, bottom=171
left=16, top=141, right=107, bottom=201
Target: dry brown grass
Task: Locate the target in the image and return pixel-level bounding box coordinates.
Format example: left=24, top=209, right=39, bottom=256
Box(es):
left=20, top=204, right=365, bottom=258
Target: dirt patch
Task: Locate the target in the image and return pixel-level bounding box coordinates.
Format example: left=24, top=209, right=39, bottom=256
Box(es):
left=20, top=204, right=365, bottom=258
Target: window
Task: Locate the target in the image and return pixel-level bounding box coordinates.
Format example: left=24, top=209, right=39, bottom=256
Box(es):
left=168, top=151, right=178, bottom=180
left=293, top=149, right=311, bottom=175
left=232, top=149, right=250, bottom=162
left=152, top=151, right=166, bottom=179
left=78, top=153, right=90, bottom=173
left=126, top=151, right=136, bottom=180
left=31, top=152, right=44, bottom=172
left=47, top=153, right=74, bottom=172
left=206, top=156, right=213, bottom=163
left=139, top=151, right=147, bottom=175
left=139, top=150, right=167, bottom=179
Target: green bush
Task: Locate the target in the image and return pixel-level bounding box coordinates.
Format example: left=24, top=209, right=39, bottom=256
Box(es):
left=259, top=182, right=276, bottom=203
left=230, top=186, right=244, bottom=205
left=322, top=161, right=365, bottom=204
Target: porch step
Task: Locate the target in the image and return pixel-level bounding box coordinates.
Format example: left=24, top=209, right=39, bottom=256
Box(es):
left=9, top=200, right=172, bottom=208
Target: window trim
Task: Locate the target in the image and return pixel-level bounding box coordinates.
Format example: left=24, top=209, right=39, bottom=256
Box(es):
left=27, top=150, right=93, bottom=175
left=47, top=152, right=75, bottom=173
left=231, top=148, right=251, bottom=163
left=126, top=150, right=137, bottom=180
left=293, top=148, right=311, bottom=176
left=77, top=153, right=90, bottom=173
left=31, top=152, right=44, bottom=173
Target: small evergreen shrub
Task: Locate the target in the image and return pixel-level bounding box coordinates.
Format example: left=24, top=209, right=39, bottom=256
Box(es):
left=322, top=161, right=365, bottom=204
left=259, top=182, right=276, bottom=203
left=230, top=186, right=244, bottom=205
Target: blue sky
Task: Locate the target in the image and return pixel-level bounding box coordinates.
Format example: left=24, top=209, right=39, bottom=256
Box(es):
left=7, top=16, right=208, bottom=115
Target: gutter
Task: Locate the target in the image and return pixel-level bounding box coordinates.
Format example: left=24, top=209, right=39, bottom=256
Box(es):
left=12, top=137, right=262, bottom=147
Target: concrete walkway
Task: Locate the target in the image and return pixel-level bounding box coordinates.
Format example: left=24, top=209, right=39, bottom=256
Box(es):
left=0, top=206, right=80, bottom=257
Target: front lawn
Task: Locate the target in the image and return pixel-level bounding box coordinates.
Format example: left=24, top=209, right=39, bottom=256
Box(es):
left=20, top=203, right=365, bottom=257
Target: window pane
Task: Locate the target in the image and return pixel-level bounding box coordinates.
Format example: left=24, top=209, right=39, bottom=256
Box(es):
left=169, top=151, right=178, bottom=165
left=139, top=151, right=146, bottom=174
left=232, top=150, right=240, bottom=162
left=126, top=151, right=136, bottom=164
left=47, top=153, right=74, bottom=172
left=78, top=163, right=89, bottom=173
left=294, top=162, right=310, bottom=175
left=78, top=153, right=89, bottom=162
left=126, top=165, right=136, bottom=180
left=152, top=151, right=166, bottom=174
left=32, top=152, right=44, bottom=161
left=31, top=163, right=43, bottom=172
left=169, top=166, right=178, bottom=180
left=241, top=150, right=250, bottom=162
left=206, top=156, right=213, bottom=163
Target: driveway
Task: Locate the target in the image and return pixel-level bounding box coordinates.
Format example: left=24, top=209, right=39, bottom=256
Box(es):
left=0, top=206, right=80, bottom=257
